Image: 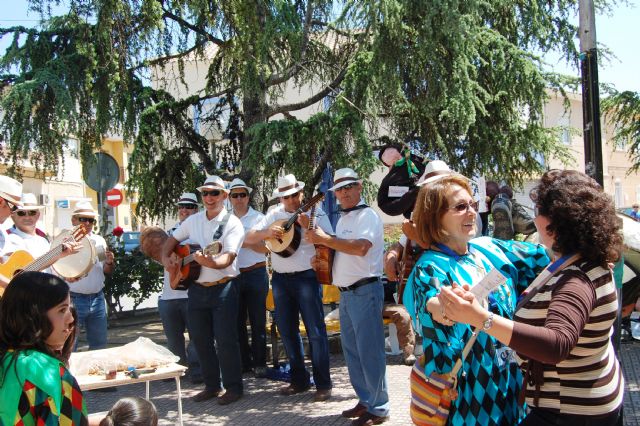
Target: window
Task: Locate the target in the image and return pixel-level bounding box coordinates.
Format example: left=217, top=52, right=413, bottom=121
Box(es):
left=558, top=114, right=571, bottom=145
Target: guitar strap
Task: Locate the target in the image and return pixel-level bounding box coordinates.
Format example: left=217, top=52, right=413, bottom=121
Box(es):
left=213, top=212, right=232, bottom=241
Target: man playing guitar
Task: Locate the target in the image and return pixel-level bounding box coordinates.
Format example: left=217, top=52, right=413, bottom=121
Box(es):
left=306, top=168, right=389, bottom=425
left=162, top=175, right=245, bottom=406
left=245, top=173, right=333, bottom=402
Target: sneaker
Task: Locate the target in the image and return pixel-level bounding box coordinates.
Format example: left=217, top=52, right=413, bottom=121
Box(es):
left=491, top=194, right=514, bottom=240
left=512, top=202, right=536, bottom=235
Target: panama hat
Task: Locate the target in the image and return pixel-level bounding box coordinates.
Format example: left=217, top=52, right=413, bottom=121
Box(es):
left=197, top=176, right=229, bottom=193
left=228, top=178, right=253, bottom=194
left=176, top=192, right=198, bottom=205
left=329, top=168, right=362, bottom=191
left=272, top=174, right=305, bottom=198
left=15, top=193, right=45, bottom=211
left=73, top=201, right=99, bottom=218
left=0, top=175, right=23, bottom=207
left=417, top=160, right=456, bottom=186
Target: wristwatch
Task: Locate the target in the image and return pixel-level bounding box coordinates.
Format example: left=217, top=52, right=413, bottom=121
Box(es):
left=482, top=312, right=494, bottom=331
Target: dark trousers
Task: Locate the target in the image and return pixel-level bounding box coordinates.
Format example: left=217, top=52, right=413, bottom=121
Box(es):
left=158, top=297, right=200, bottom=376
left=188, top=280, right=243, bottom=394
left=236, top=266, right=269, bottom=369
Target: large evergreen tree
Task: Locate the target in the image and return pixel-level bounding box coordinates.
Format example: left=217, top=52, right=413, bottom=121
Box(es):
left=603, top=90, right=640, bottom=171
left=1, top=0, right=586, bottom=219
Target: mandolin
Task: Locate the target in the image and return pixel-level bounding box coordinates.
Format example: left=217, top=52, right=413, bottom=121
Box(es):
left=168, top=242, right=222, bottom=289
left=307, top=196, right=334, bottom=285
left=0, top=226, right=88, bottom=296
left=265, top=192, right=325, bottom=258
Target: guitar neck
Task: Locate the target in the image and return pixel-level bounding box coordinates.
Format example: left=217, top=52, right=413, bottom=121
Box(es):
left=24, top=245, right=65, bottom=272
left=182, top=253, right=195, bottom=266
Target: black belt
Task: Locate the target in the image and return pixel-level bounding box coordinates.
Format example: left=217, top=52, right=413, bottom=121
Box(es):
left=338, top=276, right=379, bottom=292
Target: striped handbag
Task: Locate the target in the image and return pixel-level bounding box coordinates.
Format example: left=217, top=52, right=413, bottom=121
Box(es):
left=409, top=329, right=479, bottom=426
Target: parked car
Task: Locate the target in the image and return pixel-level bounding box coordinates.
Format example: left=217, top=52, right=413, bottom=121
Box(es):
left=123, top=231, right=141, bottom=254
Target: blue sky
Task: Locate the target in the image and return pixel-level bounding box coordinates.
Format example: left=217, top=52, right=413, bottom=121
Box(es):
left=1, top=0, right=638, bottom=93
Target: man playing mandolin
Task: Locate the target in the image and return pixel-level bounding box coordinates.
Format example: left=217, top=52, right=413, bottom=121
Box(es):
left=161, top=175, right=245, bottom=406
left=245, top=174, right=333, bottom=402
left=305, top=168, right=389, bottom=425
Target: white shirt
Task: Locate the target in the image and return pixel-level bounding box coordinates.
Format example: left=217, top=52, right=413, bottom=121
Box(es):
left=172, top=208, right=244, bottom=282
left=161, top=222, right=192, bottom=301
left=0, top=227, right=24, bottom=259
left=67, top=233, right=108, bottom=294
left=234, top=207, right=267, bottom=269
left=254, top=204, right=333, bottom=273
left=7, top=227, right=51, bottom=258
left=332, top=203, right=384, bottom=287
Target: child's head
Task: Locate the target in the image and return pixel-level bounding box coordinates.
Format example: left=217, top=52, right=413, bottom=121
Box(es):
left=99, top=397, right=158, bottom=426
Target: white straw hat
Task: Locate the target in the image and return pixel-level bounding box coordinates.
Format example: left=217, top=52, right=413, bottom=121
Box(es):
left=272, top=174, right=305, bottom=198
left=329, top=168, right=362, bottom=191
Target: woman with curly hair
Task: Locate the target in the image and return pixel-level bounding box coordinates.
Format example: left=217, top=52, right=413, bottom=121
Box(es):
left=0, top=272, right=88, bottom=425
left=440, top=169, right=624, bottom=425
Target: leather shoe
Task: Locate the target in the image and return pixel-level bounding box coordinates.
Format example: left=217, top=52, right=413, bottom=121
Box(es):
left=351, top=412, right=389, bottom=426
left=279, top=383, right=310, bottom=396
left=342, top=403, right=368, bottom=418
left=218, top=391, right=242, bottom=405
left=313, top=388, right=332, bottom=402
left=192, top=388, right=223, bottom=402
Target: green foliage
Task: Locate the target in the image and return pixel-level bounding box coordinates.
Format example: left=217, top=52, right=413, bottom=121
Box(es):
left=104, top=237, right=163, bottom=315
left=603, top=91, right=640, bottom=173
left=0, top=0, right=598, bottom=217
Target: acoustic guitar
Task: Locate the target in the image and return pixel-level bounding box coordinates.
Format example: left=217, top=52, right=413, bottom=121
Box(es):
left=0, top=226, right=88, bottom=296
left=168, top=242, right=222, bottom=289
left=265, top=192, right=325, bottom=258
left=308, top=198, right=334, bottom=285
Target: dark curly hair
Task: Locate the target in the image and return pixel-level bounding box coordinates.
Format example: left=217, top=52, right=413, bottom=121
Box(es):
left=0, top=272, right=71, bottom=361
left=530, top=169, right=622, bottom=265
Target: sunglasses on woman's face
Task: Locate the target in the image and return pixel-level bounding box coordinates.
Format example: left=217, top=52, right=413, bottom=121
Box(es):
left=447, top=200, right=479, bottom=214
left=16, top=210, right=38, bottom=217
left=78, top=217, right=95, bottom=224
left=230, top=192, right=248, bottom=199
left=201, top=190, right=222, bottom=197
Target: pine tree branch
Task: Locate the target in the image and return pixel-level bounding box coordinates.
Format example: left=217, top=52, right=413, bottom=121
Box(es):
left=160, top=6, right=225, bottom=47
left=266, top=67, right=347, bottom=117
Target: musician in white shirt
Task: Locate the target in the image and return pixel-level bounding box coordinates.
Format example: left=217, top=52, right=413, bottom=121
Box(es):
left=7, top=193, right=50, bottom=260
left=306, top=168, right=389, bottom=425
left=245, top=174, right=333, bottom=402
left=0, top=176, right=23, bottom=287
left=162, top=175, right=245, bottom=406
left=158, top=192, right=201, bottom=383
left=228, top=178, right=270, bottom=377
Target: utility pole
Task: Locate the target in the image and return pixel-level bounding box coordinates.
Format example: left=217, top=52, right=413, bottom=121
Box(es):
left=579, top=0, right=604, bottom=186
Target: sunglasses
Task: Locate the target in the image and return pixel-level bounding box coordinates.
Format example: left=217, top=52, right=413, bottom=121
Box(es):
left=16, top=210, right=38, bottom=217
left=230, top=192, right=248, bottom=199
left=282, top=193, right=300, bottom=200
left=201, top=190, right=222, bottom=197
left=3, top=198, right=18, bottom=212
left=178, top=204, right=198, bottom=210
left=447, top=200, right=479, bottom=214
left=336, top=183, right=357, bottom=192
left=78, top=217, right=96, bottom=224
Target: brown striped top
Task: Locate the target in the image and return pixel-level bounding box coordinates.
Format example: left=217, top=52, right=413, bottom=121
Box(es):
left=510, top=259, right=624, bottom=416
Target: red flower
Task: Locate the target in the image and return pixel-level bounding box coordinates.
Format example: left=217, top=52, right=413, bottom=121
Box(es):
left=112, top=226, right=124, bottom=237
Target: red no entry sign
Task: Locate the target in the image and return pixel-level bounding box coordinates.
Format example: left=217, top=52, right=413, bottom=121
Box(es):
left=106, top=188, right=124, bottom=207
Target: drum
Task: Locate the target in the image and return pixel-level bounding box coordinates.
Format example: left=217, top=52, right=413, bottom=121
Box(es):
left=51, top=230, right=96, bottom=280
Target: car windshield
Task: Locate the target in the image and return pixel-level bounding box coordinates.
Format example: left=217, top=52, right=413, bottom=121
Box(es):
left=124, top=232, right=140, bottom=242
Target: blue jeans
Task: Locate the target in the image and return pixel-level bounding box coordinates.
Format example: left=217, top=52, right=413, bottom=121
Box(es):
left=236, top=266, right=269, bottom=369
left=71, top=290, right=108, bottom=350
left=188, top=281, right=243, bottom=394
left=340, top=280, right=389, bottom=417
left=271, top=269, right=331, bottom=390
left=158, top=297, right=201, bottom=377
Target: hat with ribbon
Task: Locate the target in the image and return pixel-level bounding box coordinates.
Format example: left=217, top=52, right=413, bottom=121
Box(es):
left=15, top=193, right=45, bottom=211
left=176, top=192, right=198, bottom=206
left=272, top=174, right=305, bottom=198
left=329, top=168, right=362, bottom=191
left=417, top=160, right=456, bottom=186
left=197, top=176, right=229, bottom=193
left=0, top=176, right=23, bottom=207
left=73, top=201, right=99, bottom=218
left=228, top=178, right=253, bottom=194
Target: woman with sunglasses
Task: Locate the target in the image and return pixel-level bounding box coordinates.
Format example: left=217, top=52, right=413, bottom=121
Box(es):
left=438, top=170, right=624, bottom=425
left=403, top=173, right=550, bottom=425
left=0, top=272, right=89, bottom=425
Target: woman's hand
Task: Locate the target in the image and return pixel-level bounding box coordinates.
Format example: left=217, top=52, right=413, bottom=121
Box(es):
left=438, top=283, right=487, bottom=328
left=427, top=290, right=456, bottom=326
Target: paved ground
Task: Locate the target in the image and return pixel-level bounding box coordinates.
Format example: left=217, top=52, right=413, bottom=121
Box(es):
left=81, top=310, right=640, bottom=425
